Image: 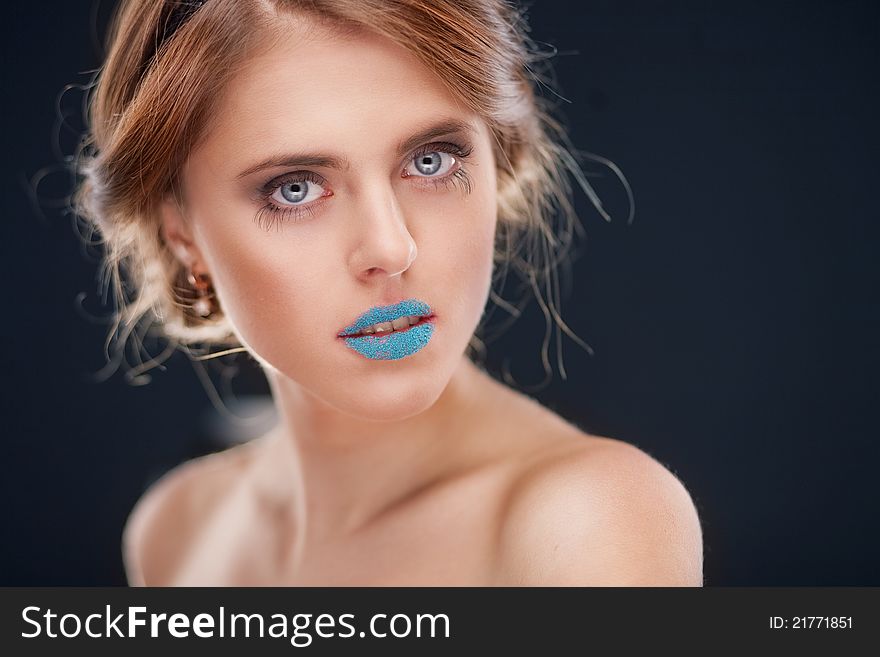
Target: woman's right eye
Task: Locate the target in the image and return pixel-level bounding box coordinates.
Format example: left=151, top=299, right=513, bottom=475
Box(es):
left=270, top=178, right=328, bottom=207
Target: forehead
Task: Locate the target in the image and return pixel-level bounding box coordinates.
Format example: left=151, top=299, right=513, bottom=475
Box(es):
left=194, top=17, right=474, bottom=166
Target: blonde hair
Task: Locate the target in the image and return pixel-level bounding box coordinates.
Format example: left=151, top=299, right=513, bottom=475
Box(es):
left=73, top=0, right=631, bottom=387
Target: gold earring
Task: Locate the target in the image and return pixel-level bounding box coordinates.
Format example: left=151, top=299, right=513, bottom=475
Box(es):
left=187, top=269, right=215, bottom=318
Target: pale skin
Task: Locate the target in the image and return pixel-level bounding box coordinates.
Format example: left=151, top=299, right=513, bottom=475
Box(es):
left=124, top=16, right=703, bottom=586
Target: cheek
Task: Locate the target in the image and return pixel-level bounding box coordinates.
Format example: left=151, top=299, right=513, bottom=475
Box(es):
left=439, top=169, right=499, bottom=304
left=195, top=214, right=334, bottom=354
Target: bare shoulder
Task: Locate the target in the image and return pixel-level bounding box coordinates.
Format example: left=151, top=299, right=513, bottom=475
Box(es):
left=121, top=439, right=259, bottom=586
left=493, top=433, right=704, bottom=586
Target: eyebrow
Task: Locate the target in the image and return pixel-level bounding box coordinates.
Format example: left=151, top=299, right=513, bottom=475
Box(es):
left=234, top=118, right=477, bottom=180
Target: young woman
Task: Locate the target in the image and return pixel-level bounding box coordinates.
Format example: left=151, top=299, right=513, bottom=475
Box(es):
left=76, top=0, right=703, bottom=586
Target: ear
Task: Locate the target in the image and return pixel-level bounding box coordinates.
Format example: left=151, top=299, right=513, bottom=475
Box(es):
left=159, top=196, right=208, bottom=273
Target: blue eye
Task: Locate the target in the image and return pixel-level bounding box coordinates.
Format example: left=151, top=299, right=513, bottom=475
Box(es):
left=406, top=151, right=456, bottom=177
left=271, top=178, right=327, bottom=206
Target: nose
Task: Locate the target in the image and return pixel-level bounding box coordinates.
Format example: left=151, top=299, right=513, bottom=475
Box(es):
left=348, top=185, right=418, bottom=281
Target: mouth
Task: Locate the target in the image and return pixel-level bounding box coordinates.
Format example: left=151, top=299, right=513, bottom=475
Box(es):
left=337, top=299, right=435, bottom=338
left=337, top=298, right=436, bottom=361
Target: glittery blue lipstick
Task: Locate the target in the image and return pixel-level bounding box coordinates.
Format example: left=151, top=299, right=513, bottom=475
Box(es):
left=337, top=298, right=435, bottom=360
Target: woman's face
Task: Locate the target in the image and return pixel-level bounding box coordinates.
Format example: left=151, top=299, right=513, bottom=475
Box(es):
left=167, top=20, right=498, bottom=420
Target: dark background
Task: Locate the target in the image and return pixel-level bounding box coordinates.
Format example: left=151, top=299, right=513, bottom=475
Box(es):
left=2, top=0, right=877, bottom=585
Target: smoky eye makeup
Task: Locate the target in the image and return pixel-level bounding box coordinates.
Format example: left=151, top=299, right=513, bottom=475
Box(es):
left=250, top=139, right=476, bottom=233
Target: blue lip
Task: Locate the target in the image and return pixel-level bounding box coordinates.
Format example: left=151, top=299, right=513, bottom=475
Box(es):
left=338, top=298, right=432, bottom=337
left=337, top=298, right=435, bottom=361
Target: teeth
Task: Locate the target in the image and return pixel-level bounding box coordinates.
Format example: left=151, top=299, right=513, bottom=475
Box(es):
left=352, top=315, right=424, bottom=336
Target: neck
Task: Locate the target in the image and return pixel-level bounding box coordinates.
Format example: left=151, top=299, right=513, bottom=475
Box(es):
left=260, top=355, right=495, bottom=562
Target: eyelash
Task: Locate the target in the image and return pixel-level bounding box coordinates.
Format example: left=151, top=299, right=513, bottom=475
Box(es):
left=253, top=141, right=475, bottom=232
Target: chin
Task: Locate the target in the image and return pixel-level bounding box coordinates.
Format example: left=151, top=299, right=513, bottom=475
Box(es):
left=327, top=373, right=448, bottom=423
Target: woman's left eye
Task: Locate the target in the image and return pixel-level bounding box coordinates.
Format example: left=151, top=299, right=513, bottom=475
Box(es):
left=404, top=150, right=457, bottom=178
